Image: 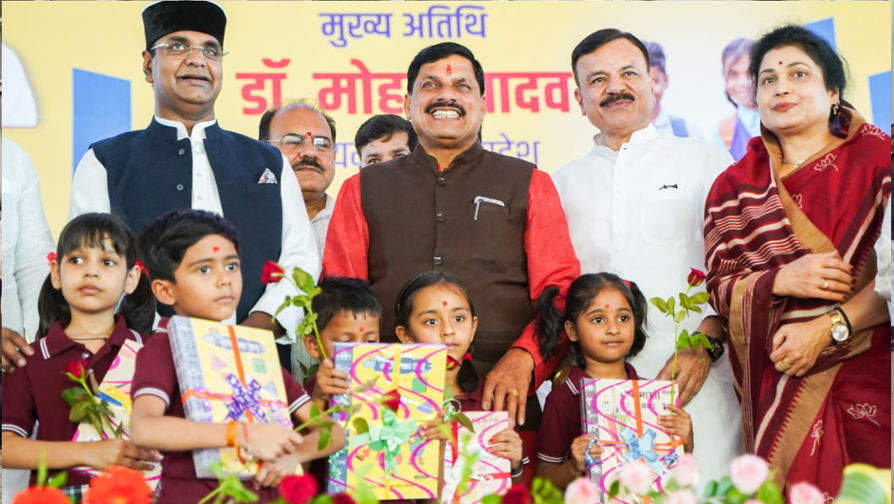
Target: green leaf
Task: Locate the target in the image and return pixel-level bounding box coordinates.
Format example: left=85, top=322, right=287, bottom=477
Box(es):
left=292, top=267, right=316, bottom=294
left=353, top=417, right=369, bottom=435
left=703, top=480, right=718, bottom=498
left=47, top=471, right=67, bottom=489
left=666, top=296, right=675, bottom=315
left=61, top=387, right=88, bottom=406
left=694, top=333, right=713, bottom=350
left=715, top=476, right=733, bottom=496
left=650, top=297, right=668, bottom=314
left=309, top=403, right=322, bottom=425
left=755, top=480, right=784, bottom=504
left=302, top=322, right=314, bottom=335
left=273, top=296, right=292, bottom=319
left=689, top=305, right=702, bottom=314
left=68, top=401, right=89, bottom=423
left=608, top=479, right=621, bottom=497
left=455, top=412, right=475, bottom=433
left=673, top=310, right=686, bottom=323
left=675, top=329, right=691, bottom=350
left=679, top=292, right=690, bottom=309
left=317, top=424, right=332, bottom=451
left=481, top=495, right=502, bottom=504
left=689, top=292, right=710, bottom=305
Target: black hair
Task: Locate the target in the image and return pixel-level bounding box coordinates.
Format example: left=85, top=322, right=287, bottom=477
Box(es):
left=312, top=276, right=382, bottom=333
left=136, top=209, right=240, bottom=283
left=749, top=25, right=849, bottom=137
left=406, top=42, right=485, bottom=96
left=37, top=213, right=155, bottom=338
left=395, top=271, right=478, bottom=394
left=571, top=29, right=650, bottom=86
left=258, top=100, right=337, bottom=143
left=720, top=38, right=754, bottom=107
left=354, top=114, right=418, bottom=155
left=536, top=273, right=648, bottom=368
left=643, top=40, right=666, bottom=74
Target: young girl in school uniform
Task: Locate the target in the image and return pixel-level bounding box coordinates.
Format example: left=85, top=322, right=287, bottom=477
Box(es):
left=1, top=213, right=157, bottom=503
left=394, top=271, right=527, bottom=485
left=535, top=273, right=694, bottom=490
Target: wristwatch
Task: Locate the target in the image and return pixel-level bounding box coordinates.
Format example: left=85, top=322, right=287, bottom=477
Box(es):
left=828, top=307, right=851, bottom=344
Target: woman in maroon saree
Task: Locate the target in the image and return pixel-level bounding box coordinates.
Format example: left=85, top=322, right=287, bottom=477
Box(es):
left=703, top=25, right=890, bottom=496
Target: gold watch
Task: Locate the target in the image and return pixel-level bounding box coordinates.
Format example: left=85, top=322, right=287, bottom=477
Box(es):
left=828, top=308, right=850, bottom=344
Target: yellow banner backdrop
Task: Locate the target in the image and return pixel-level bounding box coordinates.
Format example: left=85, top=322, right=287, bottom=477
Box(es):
left=2, top=1, right=890, bottom=237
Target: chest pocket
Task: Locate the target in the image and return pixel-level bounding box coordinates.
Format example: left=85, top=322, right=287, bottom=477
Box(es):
left=640, top=188, right=696, bottom=246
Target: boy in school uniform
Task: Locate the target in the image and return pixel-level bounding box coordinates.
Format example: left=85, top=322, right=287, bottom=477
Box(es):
left=130, top=209, right=344, bottom=503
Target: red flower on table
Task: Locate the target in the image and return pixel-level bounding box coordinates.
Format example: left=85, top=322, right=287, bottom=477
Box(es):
left=11, top=486, right=70, bottom=504
left=382, top=389, right=401, bottom=413
left=261, top=260, right=286, bottom=285
left=83, top=465, right=153, bottom=504
left=332, top=494, right=356, bottom=504
left=64, top=358, right=89, bottom=381
left=502, top=484, right=532, bottom=504
left=279, top=474, right=318, bottom=504
left=686, top=268, right=706, bottom=288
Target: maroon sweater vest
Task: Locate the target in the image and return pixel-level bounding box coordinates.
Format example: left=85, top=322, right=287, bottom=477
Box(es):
left=360, top=142, right=535, bottom=371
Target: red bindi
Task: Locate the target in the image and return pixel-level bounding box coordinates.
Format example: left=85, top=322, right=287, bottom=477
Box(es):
left=446, top=64, right=452, bottom=76
left=778, top=61, right=783, bottom=65
left=212, top=246, right=220, bottom=252
left=306, top=131, right=312, bottom=137
left=604, top=304, right=610, bottom=309
left=442, top=301, right=448, bottom=307
left=358, top=327, right=364, bottom=333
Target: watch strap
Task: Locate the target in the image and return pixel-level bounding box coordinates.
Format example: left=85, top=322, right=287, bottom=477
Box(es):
left=833, top=306, right=853, bottom=334
left=701, top=334, right=725, bottom=363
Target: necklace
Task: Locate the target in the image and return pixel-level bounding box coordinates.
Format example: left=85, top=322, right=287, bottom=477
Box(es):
left=782, top=159, right=805, bottom=166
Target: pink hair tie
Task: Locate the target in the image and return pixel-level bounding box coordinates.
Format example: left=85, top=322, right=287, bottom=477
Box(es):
left=623, top=279, right=632, bottom=288
left=463, top=352, right=472, bottom=362
left=47, top=251, right=57, bottom=264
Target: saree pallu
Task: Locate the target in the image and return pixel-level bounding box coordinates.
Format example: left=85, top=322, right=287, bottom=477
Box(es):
left=703, top=109, right=891, bottom=495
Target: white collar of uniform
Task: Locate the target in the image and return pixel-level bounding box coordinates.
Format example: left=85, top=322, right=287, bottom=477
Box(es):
left=154, top=115, right=218, bottom=142
left=593, top=123, right=658, bottom=152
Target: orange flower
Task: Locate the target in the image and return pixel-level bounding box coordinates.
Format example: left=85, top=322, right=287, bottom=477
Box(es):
left=12, top=486, right=70, bottom=504
left=83, top=465, right=153, bottom=504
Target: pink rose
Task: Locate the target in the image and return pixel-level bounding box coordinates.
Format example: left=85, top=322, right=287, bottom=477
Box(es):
left=278, top=474, right=318, bottom=504
left=619, top=460, right=653, bottom=496
left=665, top=489, right=698, bottom=504
left=564, top=477, right=600, bottom=503
left=729, top=454, right=769, bottom=494
left=672, top=453, right=699, bottom=487
left=788, top=482, right=825, bottom=504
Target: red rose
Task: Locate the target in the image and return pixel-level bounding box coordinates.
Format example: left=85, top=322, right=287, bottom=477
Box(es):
left=261, top=260, right=286, bottom=285
left=687, top=268, right=706, bottom=288
left=332, top=493, right=356, bottom=504
left=279, top=474, right=318, bottom=504
left=12, top=486, right=70, bottom=504
left=502, top=484, right=531, bottom=504
left=382, top=389, right=401, bottom=413
left=83, top=465, right=153, bottom=504
left=65, top=358, right=89, bottom=380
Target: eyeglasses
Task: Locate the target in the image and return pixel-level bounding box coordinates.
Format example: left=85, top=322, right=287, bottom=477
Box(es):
left=150, top=42, right=228, bottom=62
left=266, top=134, right=334, bottom=153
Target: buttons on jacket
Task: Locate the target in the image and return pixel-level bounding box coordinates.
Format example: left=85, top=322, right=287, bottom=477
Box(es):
left=435, top=212, right=446, bottom=223
left=176, top=184, right=185, bottom=191
left=178, top=148, right=186, bottom=156
left=433, top=255, right=443, bottom=266
left=437, top=176, right=446, bottom=186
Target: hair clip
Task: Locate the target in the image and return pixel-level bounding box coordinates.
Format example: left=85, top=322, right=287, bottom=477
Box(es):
left=462, top=352, right=472, bottom=362
left=623, top=279, right=632, bottom=288
left=47, top=251, right=57, bottom=264
left=134, top=259, right=150, bottom=278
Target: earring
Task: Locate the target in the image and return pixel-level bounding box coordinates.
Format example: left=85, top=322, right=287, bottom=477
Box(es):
left=831, top=102, right=839, bottom=116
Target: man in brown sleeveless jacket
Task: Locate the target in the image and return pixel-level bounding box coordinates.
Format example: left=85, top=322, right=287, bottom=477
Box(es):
left=323, top=42, right=579, bottom=442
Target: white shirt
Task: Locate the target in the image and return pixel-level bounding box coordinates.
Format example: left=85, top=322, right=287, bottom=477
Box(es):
left=69, top=117, right=321, bottom=338
left=1, top=44, right=38, bottom=128
left=1, top=138, right=55, bottom=339
left=553, top=124, right=740, bottom=485
left=310, top=194, right=336, bottom=260
left=873, top=198, right=891, bottom=320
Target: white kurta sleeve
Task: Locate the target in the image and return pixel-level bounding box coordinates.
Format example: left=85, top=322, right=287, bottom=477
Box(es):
left=249, top=154, right=322, bottom=343
left=69, top=148, right=111, bottom=218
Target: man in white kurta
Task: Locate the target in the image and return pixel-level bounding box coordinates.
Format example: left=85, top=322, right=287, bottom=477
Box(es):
left=553, top=28, right=741, bottom=484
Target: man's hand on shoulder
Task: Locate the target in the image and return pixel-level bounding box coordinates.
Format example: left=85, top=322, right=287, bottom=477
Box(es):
left=2, top=327, right=33, bottom=373
left=482, top=347, right=534, bottom=428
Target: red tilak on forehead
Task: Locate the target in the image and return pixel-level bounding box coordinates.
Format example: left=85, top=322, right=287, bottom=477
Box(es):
left=778, top=61, right=783, bottom=65
left=604, top=304, right=610, bottom=309
left=306, top=131, right=313, bottom=137
left=442, top=300, right=448, bottom=307
left=212, top=246, right=220, bottom=252
left=358, top=327, right=364, bottom=333
left=446, top=64, right=452, bottom=76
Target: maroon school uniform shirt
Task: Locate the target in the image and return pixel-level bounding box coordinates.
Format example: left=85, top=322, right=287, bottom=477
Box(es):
left=131, top=318, right=311, bottom=503
left=1, top=316, right=147, bottom=486
left=537, top=363, right=638, bottom=465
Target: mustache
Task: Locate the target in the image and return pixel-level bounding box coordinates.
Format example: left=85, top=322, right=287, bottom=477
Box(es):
left=600, top=93, right=636, bottom=107
left=292, top=158, right=324, bottom=173
left=425, top=100, right=466, bottom=116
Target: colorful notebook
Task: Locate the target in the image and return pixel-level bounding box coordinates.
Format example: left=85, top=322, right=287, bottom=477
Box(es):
left=441, top=411, right=512, bottom=504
